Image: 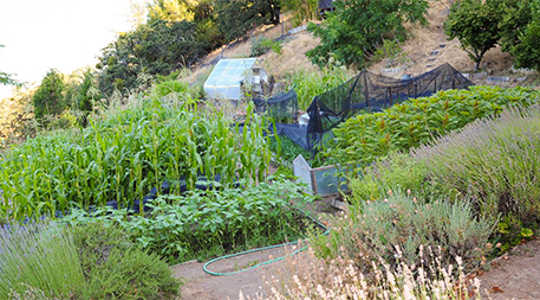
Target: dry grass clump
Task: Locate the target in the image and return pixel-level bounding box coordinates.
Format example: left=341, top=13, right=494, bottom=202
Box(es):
left=246, top=245, right=479, bottom=300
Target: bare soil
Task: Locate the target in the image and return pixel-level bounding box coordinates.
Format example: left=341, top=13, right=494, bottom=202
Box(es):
left=478, top=238, right=540, bottom=300
left=171, top=246, right=289, bottom=300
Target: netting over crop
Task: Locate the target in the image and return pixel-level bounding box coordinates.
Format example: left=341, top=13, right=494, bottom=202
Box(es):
left=256, top=64, right=473, bottom=151
left=253, top=89, right=298, bottom=123
left=306, top=63, right=473, bottom=149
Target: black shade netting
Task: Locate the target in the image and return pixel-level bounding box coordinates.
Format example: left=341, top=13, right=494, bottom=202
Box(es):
left=253, top=89, right=299, bottom=123
left=306, top=63, right=473, bottom=150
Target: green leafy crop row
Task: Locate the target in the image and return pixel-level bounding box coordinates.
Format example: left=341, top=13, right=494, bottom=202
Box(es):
left=323, top=86, right=539, bottom=166
left=62, top=179, right=314, bottom=263
left=0, top=98, right=272, bottom=221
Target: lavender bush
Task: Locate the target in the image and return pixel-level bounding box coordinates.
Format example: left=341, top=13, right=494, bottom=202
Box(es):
left=0, top=222, right=84, bottom=298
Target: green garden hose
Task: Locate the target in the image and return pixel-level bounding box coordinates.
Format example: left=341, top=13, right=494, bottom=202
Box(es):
left=202, top=210, right=329, bottom=276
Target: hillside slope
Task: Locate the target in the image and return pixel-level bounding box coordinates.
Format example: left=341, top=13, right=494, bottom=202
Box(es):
left=185, top=0, right=537, bottom=88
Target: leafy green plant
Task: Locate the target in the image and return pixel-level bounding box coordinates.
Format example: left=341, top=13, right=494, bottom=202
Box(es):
left=306, top=0, right=429, bottom=68
left=0, top=222, right=85, bottom=299
left=250, top=37, right=282, bottom=57
left=444, top=0, right=502, bottom=70
left=325, top=86, right=539, bottom=167
left=62, top=179, right=314, bottom=264
left=311, top=191, right=494, bottom=272
left=286, top=61, right=351, bottom=110
left=0, top=96, right=272, bottom=221
left=370, top=39, right=404, bottom=64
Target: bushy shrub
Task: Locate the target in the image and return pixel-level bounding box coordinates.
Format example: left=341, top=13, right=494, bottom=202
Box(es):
left=498, top=0, right=539, bottom=72
left=71, top=223, right=179, bottom=299
left=324, top=86, right=539, bottom=166
left=306, top=0, right=429, bottom=68
left=350, top=106, right=540, bottom=250
left=349, top=153, right=436, bottom=202
left=63, top=179, right=314, bottom=263
left=0, top=99, right=272, bottom=221
left=507, top=2, right=540, bottom=71
left=250, top=37, right=282, bottom=57
left=311, top=192, right=494, bottom=272
left=413, top=106, right=540, bottom=246
left=0, top=222, right=85, bottom=299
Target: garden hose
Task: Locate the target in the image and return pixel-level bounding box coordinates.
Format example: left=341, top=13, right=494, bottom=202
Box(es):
left=202, top=209, right=329, bottom=276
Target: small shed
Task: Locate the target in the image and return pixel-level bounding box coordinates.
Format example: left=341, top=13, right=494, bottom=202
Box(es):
left=203, top=58, right=257, bottom=100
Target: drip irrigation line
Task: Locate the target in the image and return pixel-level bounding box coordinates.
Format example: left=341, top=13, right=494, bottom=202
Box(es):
left=202, top=209, right=329, bottom=276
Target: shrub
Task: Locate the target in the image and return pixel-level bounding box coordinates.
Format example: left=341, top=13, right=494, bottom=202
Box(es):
left=62, top=179, right=314, bottom=263
left=511, top=13, right=540, bottom=72
left=250, top=37, right=282, bottom=57
left=498, top=0, right=540, bottom=72
left=0, top=98, right=272, bottom=221
left=71, top=223, right=179, bottom=299
left=0, top=222, right=85, bottom=299
left=311, top=192, right=494, bottom=273
left=444, top=0, right=502, bottom=70
left=349, top=153, right=436, bottom=202
left=324, top=86, right=539, bottom=166
left=350, top=106, right=540, bottom=250
left=413, top=106, right=540, bottom=247
left=306, top=0, right=429, bottom=68
left=32, top=69, right=65, bottom=122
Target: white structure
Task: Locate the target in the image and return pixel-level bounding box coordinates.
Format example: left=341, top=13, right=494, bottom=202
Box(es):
left=203, top=58, right=257, bottom=100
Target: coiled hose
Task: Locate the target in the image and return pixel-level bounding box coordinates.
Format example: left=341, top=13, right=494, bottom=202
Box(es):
left=202, top=210, right=329, bottom=276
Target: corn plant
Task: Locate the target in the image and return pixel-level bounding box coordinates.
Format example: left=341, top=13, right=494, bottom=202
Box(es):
left=286, top=62, right=352, bottom=111
left=0, top=96, right=273, bottom=221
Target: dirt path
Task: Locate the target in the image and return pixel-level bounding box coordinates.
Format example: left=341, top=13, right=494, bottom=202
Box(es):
left=171, top=246, right=291, bottom=300
left=478, top=238, right=540, bottom=299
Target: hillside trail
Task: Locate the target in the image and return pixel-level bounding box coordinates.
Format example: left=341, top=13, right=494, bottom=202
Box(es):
left=478, top=238, right=540, bottom=300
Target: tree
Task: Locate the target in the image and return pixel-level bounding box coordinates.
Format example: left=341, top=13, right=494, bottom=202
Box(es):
left=0, top=44, right=18, bottom=86
left=444, top=0, right=502, bottom=70
left=96, top=20, right=206, bottom=95
left=306, top=0, right=429, bottom=68
left=147, top=0, right=199, bottom=23
left=216, top=0, right=280, bottom=41
left=32, top=69, right=65, bottom=121
left=498, top=0, right=539, bottom=71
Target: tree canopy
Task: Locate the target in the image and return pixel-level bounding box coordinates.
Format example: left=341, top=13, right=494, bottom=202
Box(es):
left=306, top=0, right=429, bottom=68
